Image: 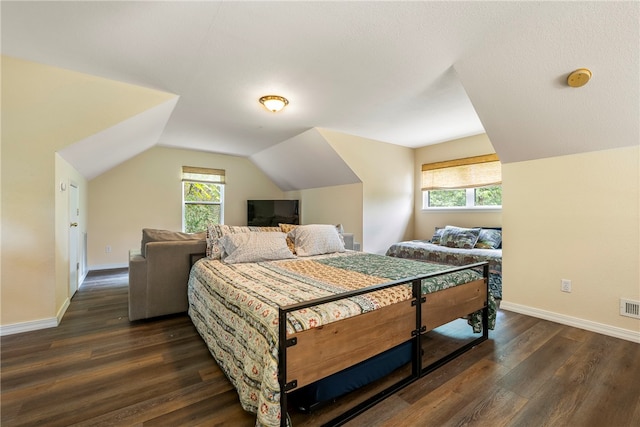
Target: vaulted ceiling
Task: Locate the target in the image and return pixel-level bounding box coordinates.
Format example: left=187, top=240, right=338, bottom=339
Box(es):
left=2, top=1, right=638, bottom=183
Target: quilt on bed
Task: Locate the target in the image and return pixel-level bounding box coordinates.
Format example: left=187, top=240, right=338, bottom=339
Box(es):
left=188, top=251, right=496, bottom=427
left=386, top=240, right=502, bottom=299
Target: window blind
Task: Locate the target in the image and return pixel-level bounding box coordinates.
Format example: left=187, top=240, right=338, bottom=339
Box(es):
left=421, top=154, right=501, bottom=190
left=182, top=166, right=226, bottom=184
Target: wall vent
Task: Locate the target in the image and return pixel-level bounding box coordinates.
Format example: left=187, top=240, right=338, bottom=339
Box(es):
left=620, top=298, right=640, bottom=319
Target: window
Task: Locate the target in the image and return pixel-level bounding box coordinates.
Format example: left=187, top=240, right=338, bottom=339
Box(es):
left=421, top=154, right=502, bottom=209
left=182, top=166, right=225, bottom=232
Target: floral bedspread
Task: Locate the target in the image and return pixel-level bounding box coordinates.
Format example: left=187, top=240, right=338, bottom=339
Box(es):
left=386, top=240, right=502, bottom=299
left=187, top=251, right=495, bottom=427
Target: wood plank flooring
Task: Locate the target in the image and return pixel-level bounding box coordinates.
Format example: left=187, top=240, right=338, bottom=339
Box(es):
left=2, top=268, right=639, bottom=426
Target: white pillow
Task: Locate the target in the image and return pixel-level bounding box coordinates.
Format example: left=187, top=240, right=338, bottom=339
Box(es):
left=289, top=224, right=346, bottom=257
left=220, top=232, right=296, bottom=264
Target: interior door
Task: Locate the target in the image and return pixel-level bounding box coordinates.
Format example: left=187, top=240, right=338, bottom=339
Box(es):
left=69, top=183, right=79, bottom=297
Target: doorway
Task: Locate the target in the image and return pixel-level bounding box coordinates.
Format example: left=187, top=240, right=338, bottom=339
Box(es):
left=69, top=182, right=79, bottom=297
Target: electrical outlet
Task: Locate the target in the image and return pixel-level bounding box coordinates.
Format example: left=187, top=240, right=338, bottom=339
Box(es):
left=105, top=245, right=112, bottom=254
left=561, top=279, right=571, bottom=293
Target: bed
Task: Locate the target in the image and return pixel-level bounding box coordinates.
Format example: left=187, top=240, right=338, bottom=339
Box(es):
left=188, top=225, right=496, bottom=427
left=386, top=226, right=503, bottom=299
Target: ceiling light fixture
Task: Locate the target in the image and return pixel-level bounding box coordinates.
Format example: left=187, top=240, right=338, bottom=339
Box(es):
left=259, top=95, right=289, bottom=112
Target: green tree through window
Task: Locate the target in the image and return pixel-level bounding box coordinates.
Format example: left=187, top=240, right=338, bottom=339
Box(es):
left=182, top=166, right=225, bottom=232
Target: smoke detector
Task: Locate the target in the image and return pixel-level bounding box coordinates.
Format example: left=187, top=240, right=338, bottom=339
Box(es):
left=567, top=68, right=592, bottom=88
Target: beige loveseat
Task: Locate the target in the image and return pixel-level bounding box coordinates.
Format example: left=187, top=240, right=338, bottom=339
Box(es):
left=128, top=227, right=358, bottom=321
left=128, top=229, right=206, bottom=321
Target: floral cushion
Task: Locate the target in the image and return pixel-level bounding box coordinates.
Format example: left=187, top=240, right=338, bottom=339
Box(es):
left=475, top=228, right=502, bottom=249
left=430, top=227, right=444, bottom=245
left=279, top=223, right=299, bottom=253
left=440, top=225, right=481, bottom=249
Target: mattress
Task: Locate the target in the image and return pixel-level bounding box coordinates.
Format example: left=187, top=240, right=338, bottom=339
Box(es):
left=386, top=240, right=503, bottom=299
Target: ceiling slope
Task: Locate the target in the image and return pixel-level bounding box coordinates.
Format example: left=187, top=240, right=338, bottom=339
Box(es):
left=454, top=1, right=640, bottom=163
left=2, top=1, right=638, bottom=176
left=250, top=128, right=362, bottom=191
left=58, top=97, right=179, bottom=180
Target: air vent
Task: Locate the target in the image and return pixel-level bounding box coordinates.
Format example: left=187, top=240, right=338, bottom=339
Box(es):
left=620, top=298, right=640, bottom=319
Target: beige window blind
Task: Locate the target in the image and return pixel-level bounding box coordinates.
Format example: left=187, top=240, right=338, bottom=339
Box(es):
left=182, top=166, right=226, bottom=184
left=421, top=154, right=501, bottom=190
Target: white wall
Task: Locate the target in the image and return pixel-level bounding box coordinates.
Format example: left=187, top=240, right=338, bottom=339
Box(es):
left=501, top=146, right=639, bottom=340
left=87, top=146, right=285, bottom=269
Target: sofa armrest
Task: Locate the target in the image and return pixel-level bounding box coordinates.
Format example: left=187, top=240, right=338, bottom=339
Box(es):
left=128, top=249, right=148, bottom=321
left=143, top=240, right=207, bottom=319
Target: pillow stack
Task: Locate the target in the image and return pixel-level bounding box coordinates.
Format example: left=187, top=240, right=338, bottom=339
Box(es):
left=430, top=225, right=502, bottom=250
left=206, top=223, right=346, bottom=263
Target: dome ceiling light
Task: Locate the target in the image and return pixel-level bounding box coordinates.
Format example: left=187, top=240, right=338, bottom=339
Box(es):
left=259, top=95, right=289, bottom=112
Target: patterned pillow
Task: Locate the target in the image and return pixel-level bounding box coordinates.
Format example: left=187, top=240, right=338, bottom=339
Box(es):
left=205, top=224, right=280, bottom=259
left=475, top=228, right=502, bottom=249
left=279, top=223, right=299, bottom=253
left=430, top=227, right=444, bottom=245
left=288, top=224, right=346, bottom=256
left=220, top=232, right=296, bottom=264
left=440, top=226, right=481, bottom=249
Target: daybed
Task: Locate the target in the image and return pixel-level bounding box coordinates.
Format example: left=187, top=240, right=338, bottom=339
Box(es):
left=386, top=226, right=503, bottom=299
left=187, top=224, right=496, bottom=427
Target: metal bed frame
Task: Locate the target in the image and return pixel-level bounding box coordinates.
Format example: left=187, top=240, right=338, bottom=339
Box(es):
left=278, top=262, right=490, bottom=427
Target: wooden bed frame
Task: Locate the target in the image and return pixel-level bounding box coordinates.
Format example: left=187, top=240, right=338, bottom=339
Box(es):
left=278, top=262, right=490, bottom=427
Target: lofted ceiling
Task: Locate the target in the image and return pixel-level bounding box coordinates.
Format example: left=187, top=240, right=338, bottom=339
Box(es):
left=2, top=1, right=638, bottom=182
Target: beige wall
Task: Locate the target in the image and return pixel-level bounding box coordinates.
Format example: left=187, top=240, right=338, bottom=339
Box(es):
left=502, top=146, right=639, bottom=334
left=319, top=129, right=414, bottom=254
left=88, top=146, right=285, bottom=269
left=285, top=183, right=363, bottom=244
left=1, top=56, right=174, bottom=328
left=414, top=134, right=502, bottom=239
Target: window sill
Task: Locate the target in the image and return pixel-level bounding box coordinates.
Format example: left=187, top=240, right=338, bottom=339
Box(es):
left=421, top=207, right=502, bottom=213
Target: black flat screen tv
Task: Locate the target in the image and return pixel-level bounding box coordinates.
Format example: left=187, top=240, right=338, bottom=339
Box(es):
left=247, top=200, right=299, bottom=226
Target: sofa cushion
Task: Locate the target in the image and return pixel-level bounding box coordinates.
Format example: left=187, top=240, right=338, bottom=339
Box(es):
left=141, top=228, right=206, bottom=257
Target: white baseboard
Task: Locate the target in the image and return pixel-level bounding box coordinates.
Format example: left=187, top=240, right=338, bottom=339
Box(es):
left=88, top=262, right=128, bottom=271
left=0, top=317, right=58, bottom=336
left=1, top=297, right=72, bottom=337
left=57, top=297, right=70, bottom=323
left=500, top=301, right=640, bottom=344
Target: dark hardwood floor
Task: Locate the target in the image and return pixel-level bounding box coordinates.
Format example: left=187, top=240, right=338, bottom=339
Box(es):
left=2, top=269, right=639, bottom=426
